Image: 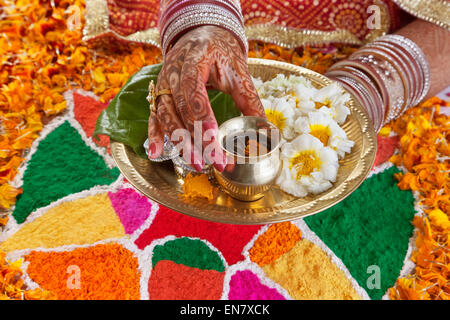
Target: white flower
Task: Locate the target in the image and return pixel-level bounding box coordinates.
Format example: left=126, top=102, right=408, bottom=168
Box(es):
left=261, top=97, right=296, bottom=140
left=252, top=77, right=264, bottom=91
left=313, top=83, right=351, bottom=124
left=276, top=134, right=339, bottom=197
left=292, top=83, right=317, bottom=114
left=294, top=111, right=354, bottom=158
left=256, top=74, right=314, bottom=99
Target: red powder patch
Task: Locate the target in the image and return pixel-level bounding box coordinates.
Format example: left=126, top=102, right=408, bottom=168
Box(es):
left=25, top=243, right=140, bottom=300
left=135, top=206, right=262, bottom=265
left=373, top=135, right=399, bottom=168
left=148, top=260, right=224, bottom=300
left=73, top=92, right=110, bottom=153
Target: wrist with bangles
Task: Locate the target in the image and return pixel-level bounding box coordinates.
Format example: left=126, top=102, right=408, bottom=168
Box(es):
left=159, top=0, right=247, bottom=57
left=150, top=0, right=247, bottom=106
left=326, top=34, right=430, bottom=132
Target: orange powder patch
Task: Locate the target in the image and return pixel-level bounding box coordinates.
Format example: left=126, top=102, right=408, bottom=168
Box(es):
left=25, top=243, right=140, bottom=300
left=148, top=260, right=224, bottom=300
left=182, top=173, right=214, bottom=201
left=249, top=222, right=302, bottom=266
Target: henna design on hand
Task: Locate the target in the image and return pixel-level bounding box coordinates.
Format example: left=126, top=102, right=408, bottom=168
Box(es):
left=147, top=26, right=265, bottom=172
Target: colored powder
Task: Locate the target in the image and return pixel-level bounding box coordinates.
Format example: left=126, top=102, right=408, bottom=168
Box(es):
left=249, top=222, right=302, bottom=266
left=135, top=206, right=261, bottom=265
left=12, top=121, right=120, bottom=224
left=25, top=244, right=140, bottom=300
left=148, top=260, right=224, bottom=300
left=305, top=166, right=416, bottom=300
left=1, top=193, right=125, bottom=253
left=73, top=92, right=110, bottom=151
left=182, top=173, right=214, bottom=201
left=152, top=238, right=225, bottom=272
left=108, top=188, right=151, bottom=234
left=263, top=239, right=361, bottom=300
left=228, top=270, right=286, bottom=300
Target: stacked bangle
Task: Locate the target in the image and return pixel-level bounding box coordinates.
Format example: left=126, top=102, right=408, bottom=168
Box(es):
left=325, top=34, right=430, bottom=132
left=159, top=0, right=247, bottom=57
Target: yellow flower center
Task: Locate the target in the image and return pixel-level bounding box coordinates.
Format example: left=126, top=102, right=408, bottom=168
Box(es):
left=309, top=124, right=331, bottom=146
left=265, top=109, right=286, bottom=130
left=290, top=150, right=322, bottom=179
left=315, top=99, right=331, bottom=109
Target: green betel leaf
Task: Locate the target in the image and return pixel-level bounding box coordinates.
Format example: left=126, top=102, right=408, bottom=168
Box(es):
left=94, top=63, right=240, bottom=158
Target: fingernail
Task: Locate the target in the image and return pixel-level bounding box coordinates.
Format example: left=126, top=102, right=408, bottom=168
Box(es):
left=148, top=143, right=156, bottom=159
left=202, top=121, right=217, bottom=133
left=193, top=159, right=204, bottom=172
left=190, top=150, right=204, bottom=172
left=214, top=162, right=225, bottom=172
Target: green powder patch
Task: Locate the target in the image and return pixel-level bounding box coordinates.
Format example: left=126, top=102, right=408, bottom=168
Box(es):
left=13, top=121, right=120, bottom=224
left=305, top=167, right=415, bottom=300
left=152, top=238, right=225, bottom=272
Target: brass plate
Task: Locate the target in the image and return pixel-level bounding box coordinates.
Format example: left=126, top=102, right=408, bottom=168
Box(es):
left=110, top=59, right=377, bottom=225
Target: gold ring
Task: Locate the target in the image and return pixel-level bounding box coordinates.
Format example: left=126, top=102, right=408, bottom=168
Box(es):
left=148, top=80, right=172, bottom=114
left=155, top=88, right=172, bottom=98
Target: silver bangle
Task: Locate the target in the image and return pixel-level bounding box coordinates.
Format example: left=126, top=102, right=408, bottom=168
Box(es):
left=161, top=4, right=244, bottom=43
left=162, top=9, right=247, bottom=56
left=375, top=35, right=430, bottom=105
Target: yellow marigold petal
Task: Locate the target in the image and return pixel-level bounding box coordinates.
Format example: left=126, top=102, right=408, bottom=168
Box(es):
left=0, top=183, right=22, bottom=209
left=378, top=127, right=391, bottom=136
left=427, top=209, right=450, bottom=230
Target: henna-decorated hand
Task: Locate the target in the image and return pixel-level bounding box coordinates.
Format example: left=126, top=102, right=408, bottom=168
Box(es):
left=147, top=26, right=265, bottom=172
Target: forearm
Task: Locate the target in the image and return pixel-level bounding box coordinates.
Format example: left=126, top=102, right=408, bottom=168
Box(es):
left=394, top=19, right=450, bottom=100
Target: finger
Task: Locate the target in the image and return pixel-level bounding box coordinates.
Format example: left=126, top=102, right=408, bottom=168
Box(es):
left=147, top=111, right=164, bottom=159
left=157, top=93, right=204, bottom=172
left=174, top=55, right=226, bottom=171
left=230, top=66, right=266, bottom=118
left=176, top=56, right=216, bottom=131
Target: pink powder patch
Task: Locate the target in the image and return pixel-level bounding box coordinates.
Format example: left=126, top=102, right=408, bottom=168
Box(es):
left=135, top=206, right=262, bottom=265
left=108, top=188, right=152, bottom=234
left=228, top=270, right=285, bottom=300
left=73, top=92, right=110, bottom=153
left=373, top=135, right=399, bottom=168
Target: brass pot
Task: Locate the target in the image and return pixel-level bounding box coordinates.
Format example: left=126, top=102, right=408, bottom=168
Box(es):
left=214, top=116, right=281, bottom=201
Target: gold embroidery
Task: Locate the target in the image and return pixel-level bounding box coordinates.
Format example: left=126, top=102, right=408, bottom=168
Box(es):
left=83, top=0, right=109, bottom=41
left=243, top=1, right=390, bottom=49
left=83, top=0, right=161, bottom=46
left=245, top=25, right=363, bottom=47
left=392, top=0, right=450, bottom=30
left=83, top=0, right=391, bottom=48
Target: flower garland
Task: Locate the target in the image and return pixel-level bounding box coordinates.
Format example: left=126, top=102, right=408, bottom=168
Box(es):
left=388, top=97, right=450, bottom=300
